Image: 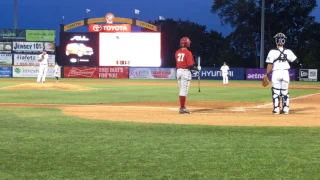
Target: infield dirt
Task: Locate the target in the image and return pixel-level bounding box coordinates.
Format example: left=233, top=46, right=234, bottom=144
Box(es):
left=1, top=81, right=320, bottom=127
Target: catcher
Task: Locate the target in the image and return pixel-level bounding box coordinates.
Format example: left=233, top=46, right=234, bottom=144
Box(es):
left=220, top=62, right=230, bottom=85
left=263, top=32, right=299, bottom=114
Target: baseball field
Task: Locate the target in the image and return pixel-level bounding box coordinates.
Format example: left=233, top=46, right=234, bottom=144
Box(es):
left=1, top=78, right=320, bottom=179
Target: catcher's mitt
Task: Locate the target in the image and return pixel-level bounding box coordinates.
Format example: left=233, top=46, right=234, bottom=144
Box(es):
left=262, top=75, right=269, bottom=87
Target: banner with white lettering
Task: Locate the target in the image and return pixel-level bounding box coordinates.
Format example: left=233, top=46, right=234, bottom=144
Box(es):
left=299, top=69, right=318, bottom=81
left=12, top=66, right=60, bottom=78
left=63, top=66, right=128, bottom=79
left=12, top=42, right=55, bottom=53
left=191, top=67, right=245, bottom=80
left=246, top=68, right=296, bottom=81
left=0, top=66, right=12, bottom=77
left=13, top=54, right=55, bottom=66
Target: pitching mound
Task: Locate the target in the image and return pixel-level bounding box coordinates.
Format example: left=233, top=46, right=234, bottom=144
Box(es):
left=0, top=83, right=93, bottom=91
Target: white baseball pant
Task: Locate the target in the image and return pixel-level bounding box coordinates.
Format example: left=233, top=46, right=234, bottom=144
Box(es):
left=271, top=70, right=290, bottom=113
left=177, top=69, right=191, bottom=96
left=37, top=65, right=48, bottom=83
left=222, top=73, right=228, bottom=84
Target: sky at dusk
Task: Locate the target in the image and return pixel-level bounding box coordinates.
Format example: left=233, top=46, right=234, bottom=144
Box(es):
left=0, top=0, right=320, bottom=45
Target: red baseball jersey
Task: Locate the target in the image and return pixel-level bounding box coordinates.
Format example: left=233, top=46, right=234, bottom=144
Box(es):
left=175, top=48, right=194, bottom=69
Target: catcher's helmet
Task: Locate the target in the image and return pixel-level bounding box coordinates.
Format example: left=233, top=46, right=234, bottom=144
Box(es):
left=274, top=32, right=287, bottom=46
left=180, top=37, right=191, bottom=47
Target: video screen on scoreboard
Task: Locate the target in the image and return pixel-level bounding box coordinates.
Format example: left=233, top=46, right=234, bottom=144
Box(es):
left=99, top=32, right=161, bottom=67
left=59, top=32, right=99, bottom=66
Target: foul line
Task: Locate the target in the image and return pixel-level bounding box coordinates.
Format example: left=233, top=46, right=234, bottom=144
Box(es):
left=169, top=92, right=320, bottom=113
left=0, top=92, right=319, bottom=113
left=255, top=92, right=320, bottom=108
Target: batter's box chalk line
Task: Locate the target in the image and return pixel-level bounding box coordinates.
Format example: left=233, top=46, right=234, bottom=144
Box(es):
left=168, top=107, right=246, bottom=113
left=168, top=92, right=320, bottom=113
left=254, top=92, right=320, bottom=109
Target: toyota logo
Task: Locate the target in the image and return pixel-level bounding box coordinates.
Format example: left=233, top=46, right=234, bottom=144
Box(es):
left=93, top=25, right=102, bottom=32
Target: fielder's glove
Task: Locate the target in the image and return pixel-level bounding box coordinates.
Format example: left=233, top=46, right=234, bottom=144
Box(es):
left=262, top=74, right=269, bottom=87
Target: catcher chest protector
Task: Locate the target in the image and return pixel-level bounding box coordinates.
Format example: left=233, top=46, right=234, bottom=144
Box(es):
left=273, top=48, right=288, bottom=63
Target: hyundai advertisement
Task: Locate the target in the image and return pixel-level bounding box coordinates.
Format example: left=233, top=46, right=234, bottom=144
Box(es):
left=59, top=32, right=99, bottom=66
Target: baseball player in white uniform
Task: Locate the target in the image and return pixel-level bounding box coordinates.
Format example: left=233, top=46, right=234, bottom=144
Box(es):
left=37, top=49, right=48, bottom=83
left=265, top=33, right=298, bottom=114
left=220, top=62, right=230, bottom=85
left=54, top=62, right=60, bottom=82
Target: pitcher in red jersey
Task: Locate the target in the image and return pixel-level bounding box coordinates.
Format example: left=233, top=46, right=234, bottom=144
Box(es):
left=175, top=37, right=200, bottom=114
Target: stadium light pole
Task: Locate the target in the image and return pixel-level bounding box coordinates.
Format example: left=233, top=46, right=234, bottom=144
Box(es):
left=14, top=0, right=18, bottom=29
left=259, top=0, right=265, bottom=68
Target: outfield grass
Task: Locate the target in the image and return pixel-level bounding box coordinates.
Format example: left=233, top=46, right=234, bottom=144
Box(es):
left=0, top=78, right=320, bottom=180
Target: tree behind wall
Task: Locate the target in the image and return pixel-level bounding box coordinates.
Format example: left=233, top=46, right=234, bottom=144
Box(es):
left=211, top=0, right=319, bottom=68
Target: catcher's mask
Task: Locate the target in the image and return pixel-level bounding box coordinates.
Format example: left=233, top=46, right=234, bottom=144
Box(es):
left=274, top=32, right=287, bottom=46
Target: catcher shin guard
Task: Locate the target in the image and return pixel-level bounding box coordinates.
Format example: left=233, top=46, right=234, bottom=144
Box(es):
left=281, top=89, right=290, bottom=112
left=272, top=87, right=281, bottom=112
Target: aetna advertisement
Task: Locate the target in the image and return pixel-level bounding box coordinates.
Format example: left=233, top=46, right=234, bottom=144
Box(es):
left=246, top=68, right=296, bottom=81
left=59, top=32, right=99, bottom=66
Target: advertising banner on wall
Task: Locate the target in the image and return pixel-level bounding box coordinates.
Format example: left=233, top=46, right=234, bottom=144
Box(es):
left=12, top=42, right=55, bottom=53
left=0, top=42, right=12, bottom=53
left=59, top=32, right=99, bottom=66
left=0, top=66, right=12, bottom=77
left=88, top=24, right=132, bottom=32
left=191, top=67, right=245, bottom=80
left=0, top=53, right=13, bottom=65
left=12, top=66, right=60, bottom=78
left=63, top=66, right=129, bottom=79
left=0, top=29, right=26, bottom=41
left=13, top=54, right=55, bottom=66
left=129, top=68, right=176, bottom=79
left=299, top=69, right=318, bottom=81
left=26, top=30, right=56, bottom=42
left=246, top=68, right=296, bottom=81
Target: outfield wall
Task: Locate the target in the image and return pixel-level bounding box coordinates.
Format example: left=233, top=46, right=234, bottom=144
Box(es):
left=0, top=66, right=319, bottom=81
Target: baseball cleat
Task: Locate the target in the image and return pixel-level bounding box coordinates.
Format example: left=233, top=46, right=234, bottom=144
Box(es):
left=179, top=108, right=191, bottom=114
left=282, top=111, right=289, bottom=115
left=272, top=110, right=280, bottom=115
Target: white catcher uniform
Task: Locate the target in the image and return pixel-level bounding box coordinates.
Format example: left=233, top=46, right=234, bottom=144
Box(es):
left=266, top=47, right=297, bottom=113
left=220, top=65, right=229, bottom=84
left=37, top=53, right=48, bottom=83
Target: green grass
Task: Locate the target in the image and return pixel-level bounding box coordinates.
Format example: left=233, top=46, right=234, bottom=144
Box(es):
left=0, top=78, right=320, bottom=179
left=0, top=78, right=319, bottom=104
left=1, top=108, right=320, bottom=180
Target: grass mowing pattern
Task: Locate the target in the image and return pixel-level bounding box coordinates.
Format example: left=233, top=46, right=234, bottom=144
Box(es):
left=1, top=108, right=320, bottom=179
left=0, top=84, right=318, bottom=104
